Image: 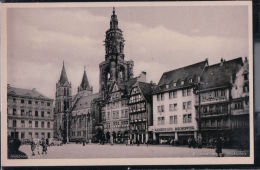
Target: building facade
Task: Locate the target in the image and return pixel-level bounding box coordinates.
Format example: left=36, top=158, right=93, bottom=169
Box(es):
left=54, top=62, right=72, bottom=141
left=7, top=85, right=54, bottom=141
left=151, top=60, right=208, bottom=144
left=195, top=57, right=248, bottom=147
left=128, top=81, right=154, bottom=144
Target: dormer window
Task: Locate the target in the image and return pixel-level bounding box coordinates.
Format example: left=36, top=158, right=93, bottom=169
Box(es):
left=173, top=82, right=177, bottom=87
left=166, top=84, right=169, bottom=89
left=189, top=79, right=193, bottom=83
left=181, top=80, right=184, bottom=85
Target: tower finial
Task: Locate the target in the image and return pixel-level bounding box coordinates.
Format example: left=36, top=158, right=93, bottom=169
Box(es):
left=113, top=7, right=115, bottom=15
left=84, top=65, right=86, bottom=71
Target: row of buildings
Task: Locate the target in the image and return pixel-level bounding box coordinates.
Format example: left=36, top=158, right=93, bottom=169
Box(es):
left=7, top=8, right=249, bottom=147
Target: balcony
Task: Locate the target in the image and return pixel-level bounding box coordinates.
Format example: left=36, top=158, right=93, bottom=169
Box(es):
left=201, top=125, right=230, bottom=131
left=196, top=112, right=228, bottom=118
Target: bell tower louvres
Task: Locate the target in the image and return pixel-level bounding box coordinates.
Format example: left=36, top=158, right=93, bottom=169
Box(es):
left=99, top=7, right=134, bottom=97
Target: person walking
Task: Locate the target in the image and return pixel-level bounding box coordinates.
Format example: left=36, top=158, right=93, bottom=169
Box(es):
left=35, top=140, right=40, bottom=155
left=215, top=137, right=223, bottom=157
left=30, top=140, right=36, bottom=156
left=41, top=138, right=47, bottom=155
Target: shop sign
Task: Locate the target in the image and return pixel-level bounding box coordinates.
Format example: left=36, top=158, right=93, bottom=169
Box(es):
left=154, top=127, right=174, bottom=132
left=175, top=126, right=194, bottom=131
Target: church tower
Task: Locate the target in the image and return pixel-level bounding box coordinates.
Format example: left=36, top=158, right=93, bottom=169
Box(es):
left=54, top=61, right=72, bottom=140
left=99, top=7, right=134, bottom=98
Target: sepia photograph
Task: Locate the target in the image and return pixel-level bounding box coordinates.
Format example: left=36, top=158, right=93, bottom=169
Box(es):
left=1, top=1, right=254, bottom=166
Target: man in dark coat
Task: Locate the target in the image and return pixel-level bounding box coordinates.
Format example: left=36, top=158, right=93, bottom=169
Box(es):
left=216, top=137, right=223, bottom=157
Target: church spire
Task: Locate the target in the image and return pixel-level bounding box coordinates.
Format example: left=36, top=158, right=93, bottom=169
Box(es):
left=59, top=61, right=69, bottom=84
left=78, top=67, right=92, bottom=92
left=110, top=7, right=118, bottom=29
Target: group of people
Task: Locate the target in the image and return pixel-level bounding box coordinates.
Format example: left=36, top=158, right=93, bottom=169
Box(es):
left=30, top=138, right=49, bottom=156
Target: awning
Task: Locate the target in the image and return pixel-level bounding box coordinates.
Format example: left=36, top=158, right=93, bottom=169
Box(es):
left=178, top=133, right=194, bottom=136
left=159, top=133, right=175, bottom=137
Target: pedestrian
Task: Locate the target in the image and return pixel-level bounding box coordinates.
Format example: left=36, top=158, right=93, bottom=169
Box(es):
left=41, top=138, right=47, bottom=155
left=30, top=140, right=36, bottom=156
left=46, top=138, right=49, bottom=147
left=215, top=137, right=223, bottom=157
left=35, top=140, right=40, bottom=155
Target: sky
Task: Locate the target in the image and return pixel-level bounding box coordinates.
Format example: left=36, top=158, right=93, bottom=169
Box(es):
left=7, top=5, right=249, bottom=99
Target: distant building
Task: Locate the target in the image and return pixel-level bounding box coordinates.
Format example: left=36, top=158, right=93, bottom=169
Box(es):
left=7, top=85, right=54, bottom=140
left=54, top=62, right=72, bottom=141
left=128, top=81, right=154, bottom=144
left=69, top=68, right=99, bottom=142
left=151, top=60, right=208, bottom=144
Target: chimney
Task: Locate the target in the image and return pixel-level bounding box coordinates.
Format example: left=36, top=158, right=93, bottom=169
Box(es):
left=244, top=57, right=248, bottom=63
left=137, top=71, right=147, bottom=82
left=220, top=58, right=224, bottom=66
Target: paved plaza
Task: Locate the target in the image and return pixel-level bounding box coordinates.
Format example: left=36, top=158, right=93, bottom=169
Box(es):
left=19, top=143, right=249, bottom=159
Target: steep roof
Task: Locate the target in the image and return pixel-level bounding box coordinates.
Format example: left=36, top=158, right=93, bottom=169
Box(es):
left=138, top=82, right=154, bottom=102
left=154, top=60, right=208, bottom=93
left=200, top=57, right=243, bottom=90
left=7, top=85, right=51, bottom=100
left=59, top=61, right=69, bottom=85
left=73, top=93, right=100, bottom=111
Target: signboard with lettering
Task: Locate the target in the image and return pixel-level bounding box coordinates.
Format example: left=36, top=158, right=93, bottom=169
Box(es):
left=151, top=126, right=195, bottom=132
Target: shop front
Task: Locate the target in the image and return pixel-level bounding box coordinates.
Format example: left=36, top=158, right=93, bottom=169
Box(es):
left=152, top=126, right=197, bottom=145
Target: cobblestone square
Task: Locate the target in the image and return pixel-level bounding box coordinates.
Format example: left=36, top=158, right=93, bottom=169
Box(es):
left=19, top=143, right=249, bottom=159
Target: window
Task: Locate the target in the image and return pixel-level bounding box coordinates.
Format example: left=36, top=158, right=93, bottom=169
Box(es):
left=183, top=102, right=187, bottom=110
left=28, top=100, right=32, bottom=104
left=21, top=120, right=25, bottom=127
left=41, top=121, right=44, bottom=128
left=29, top=132, right=32, bottom=138
left=41, top=132, right=45, bottom=138
left=35, top=101, right=38, bottom=105
left=157, top=93, right=164, bottom=101
left=169, top=103, right=177, bottom=111
left=107, top=111, right=110, bottom=120
left=182, top=89, right=187, bottom=97
left=183, top=114, right=192, bottom=123
left=181, top=80, right=184, bottom=85
left=35, top=121, right=38, bottom=128
left=48, top=132, right=51, bottom=138
left=21, top=132, right=25, bottom=139
left=169, top=116, right=174, bottom=124
left=158, top=117, right=165, bottom=125
left=234, top=102, right=243, bottom=110
left=13, top=98, right=16, bottom=103
left=35, top=111, right=38, bottom=117
left=174, top=115, right=178, bottom=124
left=21, top=109, right=25, bottom=116
left=47, top=112, right=50, bottom=117
left=29, top=120, right=32, bottom=128
left=35, top=132, right=39, bottom=138
left=21, top=99, right=24, bottom=104
left=41, top=111, right=44, bottom=117
left=28, top=110, right=32, bottom=116
left=47, top=122, right=50, bottom=128
left=221, top=90, right=226, bottom=96
left=47, top=102, right=50, bottom=106
left=243, top=85, right=249, bottom=93
left=187, top=88, right=191, bottom=96
left=169, top=91, right=177, bottom=99
left=13, top=108, right=16, bottom=115
left=173, top=82, right=177, bottom=87
left=157, top=105, right=164, bottom=113
left=189, top=79, right=193, bottom=83
left=13, top=120, right=17, bottom=127
left=244, top=73, right=248, bottom=81
left=187, top=101, right=192, bottom=109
